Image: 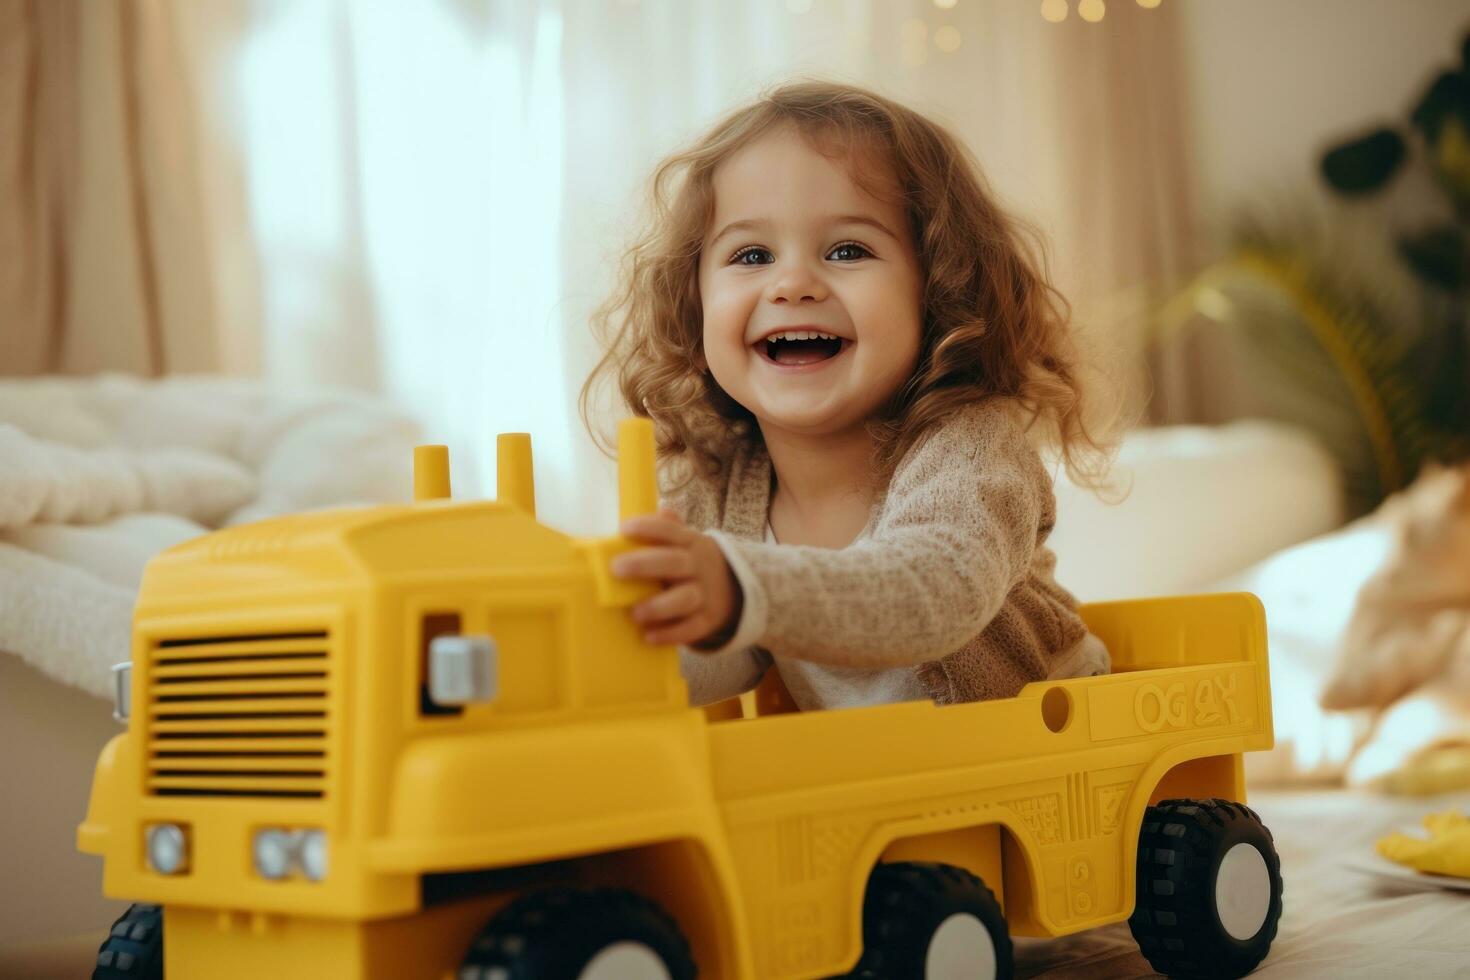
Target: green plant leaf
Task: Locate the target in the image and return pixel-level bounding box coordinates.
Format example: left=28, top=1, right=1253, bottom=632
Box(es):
left=1397, top=225, right=1469, bottom=291
left=1410, top=69, right=1470, bottom=143
left=1152, top=32, right=1470, bottom=514
left=1321, top=127, right=1406, bottom=195
left=1421, top=308, right=1470, bottom=448
left=1432, top=114, right=1470, bottom=216
left=1153, top=206, right=1469, bottom=515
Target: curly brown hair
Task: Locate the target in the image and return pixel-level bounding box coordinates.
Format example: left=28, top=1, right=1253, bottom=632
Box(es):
left=580, top=78, right=1116, bottom=495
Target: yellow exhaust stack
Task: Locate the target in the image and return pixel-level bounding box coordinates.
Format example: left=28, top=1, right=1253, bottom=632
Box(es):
left=413, top=446, right=451, bottom=501
left=618, top=418, right=657, bottom=522
left=497, top=433, right=537, bottom=518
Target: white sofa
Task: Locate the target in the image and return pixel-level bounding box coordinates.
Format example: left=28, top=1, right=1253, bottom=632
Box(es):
left=0, top=375, right=423, bottom=953
left=1049, top=419, right=1344, bottom=603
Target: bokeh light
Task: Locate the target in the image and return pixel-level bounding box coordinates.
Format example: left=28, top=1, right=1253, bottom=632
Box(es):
left=934, top=26, right=962, bottom=53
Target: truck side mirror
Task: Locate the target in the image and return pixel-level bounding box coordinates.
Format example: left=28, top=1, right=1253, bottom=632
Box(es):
left=111, top=661, right=131, bottom=723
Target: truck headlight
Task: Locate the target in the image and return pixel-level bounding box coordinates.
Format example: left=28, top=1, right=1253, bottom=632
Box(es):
left=300, top=830, right=328, bottom=881
left=253, top=829, right=296, bottom=880
left=146, top=823, right=189, bottom=875
left=253, top=828, right=328, bottom=881
left=112, top=662, right=131, bottom=723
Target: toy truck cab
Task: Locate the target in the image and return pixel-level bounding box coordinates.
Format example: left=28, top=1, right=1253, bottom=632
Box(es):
left=80, top=421, right=1282, bottom=980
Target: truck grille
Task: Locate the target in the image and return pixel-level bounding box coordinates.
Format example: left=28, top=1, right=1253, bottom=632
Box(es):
left=145, top=630, right=332, bottom=799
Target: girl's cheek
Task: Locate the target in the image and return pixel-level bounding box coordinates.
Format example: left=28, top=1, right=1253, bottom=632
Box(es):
left=708, top=298, right=748, bottom=336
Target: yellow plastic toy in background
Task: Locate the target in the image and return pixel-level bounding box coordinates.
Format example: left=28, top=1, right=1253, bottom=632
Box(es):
left=1377, top=809, right=1470, bottom=879
left=1378, top=745, right=1470, bottom=797
left=79, top=418, right=1285, bottom=980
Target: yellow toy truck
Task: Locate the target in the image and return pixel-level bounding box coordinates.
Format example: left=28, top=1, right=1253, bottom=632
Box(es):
left=80, top=419, right=1283, bottom=980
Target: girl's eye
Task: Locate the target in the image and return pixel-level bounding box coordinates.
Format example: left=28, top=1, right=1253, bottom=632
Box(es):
left=828, top=241, right=871, bottom=262
left=729, top=242, right=872, bottom=265
left=731, top=246, right=773, bottom=266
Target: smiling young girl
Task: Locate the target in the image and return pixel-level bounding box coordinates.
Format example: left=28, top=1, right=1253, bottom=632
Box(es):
left=580, top=80, right=1114, bottom=710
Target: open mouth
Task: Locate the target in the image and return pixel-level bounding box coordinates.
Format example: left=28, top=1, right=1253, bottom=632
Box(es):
left=756, top=336, right=849, bottom=367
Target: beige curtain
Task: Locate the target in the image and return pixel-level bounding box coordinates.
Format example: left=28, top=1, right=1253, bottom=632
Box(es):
left=1052, top=1, right=1200, bottom=318
left=0, top=0, right=219, bottom=377
left=1046, top=0, right=1202, bottom=426
left=0, top=0, right=1202, bottom=445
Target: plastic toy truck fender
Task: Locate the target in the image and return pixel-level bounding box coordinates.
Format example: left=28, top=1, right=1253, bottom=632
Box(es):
left=77, top=733, right=129, bottom=857
left=1144, top=747, right=1247, bottom=807
left=871, top=807, right=1130, bottom=941
left=372, top=713, right=718, bottom=873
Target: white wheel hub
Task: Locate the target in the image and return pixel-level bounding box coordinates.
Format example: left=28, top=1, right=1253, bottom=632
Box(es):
left=1215, top=842, right=1271, bottom=941
left=578, top=941, right=672, bottom=980
left=925, top=912, right=997, bottom=979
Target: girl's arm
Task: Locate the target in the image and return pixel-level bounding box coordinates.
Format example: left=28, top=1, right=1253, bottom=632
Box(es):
left=709, top=402, right=1052, bottom=670
left=677, top=644, right=771, bottom=706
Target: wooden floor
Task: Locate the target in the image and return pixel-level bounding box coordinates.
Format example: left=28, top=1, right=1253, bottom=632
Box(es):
left=0, top=933, right=101, bottom=980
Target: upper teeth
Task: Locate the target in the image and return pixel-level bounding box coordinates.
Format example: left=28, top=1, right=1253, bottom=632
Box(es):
left=765, top=330, right=839, bottom=342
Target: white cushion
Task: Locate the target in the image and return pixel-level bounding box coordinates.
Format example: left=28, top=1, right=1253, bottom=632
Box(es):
left=1050, top=420, right=1345, bottom=602
left=1207, top=519, right=1391, bottom=784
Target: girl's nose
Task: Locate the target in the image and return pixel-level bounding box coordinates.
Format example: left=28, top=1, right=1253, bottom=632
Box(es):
left=765, top=261, right=829, bottom=304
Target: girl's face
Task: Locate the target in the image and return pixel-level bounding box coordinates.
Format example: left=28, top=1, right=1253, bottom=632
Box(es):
left=697, top=127, right=924, bottom=441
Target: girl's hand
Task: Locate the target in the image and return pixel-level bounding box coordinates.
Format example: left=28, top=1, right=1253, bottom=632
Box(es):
left=611, top=509, right=743, bottom=649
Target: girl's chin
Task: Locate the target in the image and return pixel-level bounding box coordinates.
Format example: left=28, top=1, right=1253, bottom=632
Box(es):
left=749, top=399, right=863, bottom=435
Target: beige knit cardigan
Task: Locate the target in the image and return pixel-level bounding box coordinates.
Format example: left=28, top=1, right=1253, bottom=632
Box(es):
left=661, top=399, right=1094, bottom=708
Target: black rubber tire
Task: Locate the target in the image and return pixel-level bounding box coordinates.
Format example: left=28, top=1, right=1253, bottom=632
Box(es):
left=845, top=861, right=1013, bottom=980
left=1130, top=798, right=1284, bottom=979
left=459, top=886, right=697, bottom=979
left=92, top=903, right=164, bottom=980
